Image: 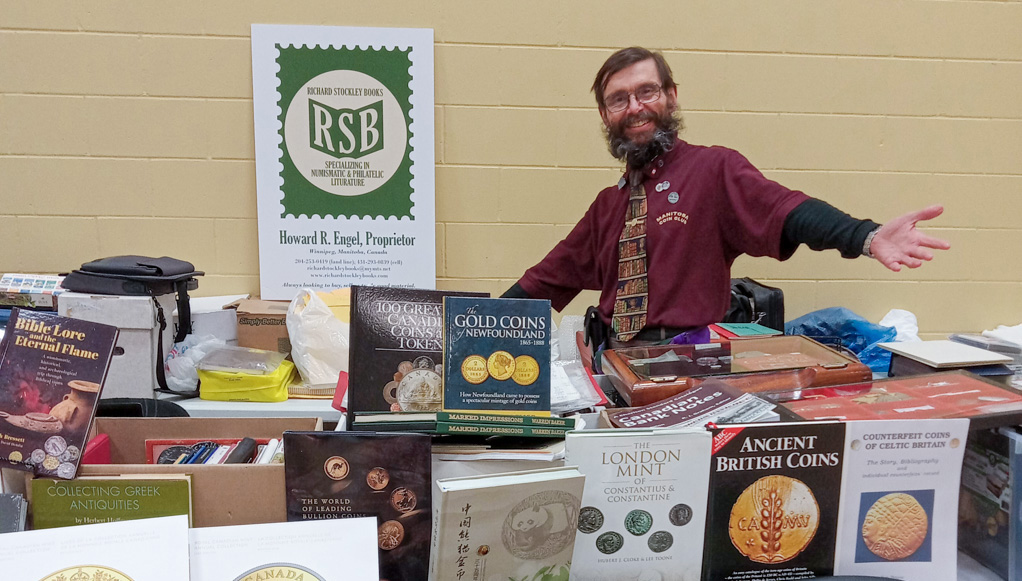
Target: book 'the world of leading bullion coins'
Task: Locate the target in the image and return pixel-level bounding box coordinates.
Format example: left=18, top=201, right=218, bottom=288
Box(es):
left=283, top=431, right=431, bottom=581
left=704, top=422, right=845, bottom=581
left=443, top=297, right=551, bottom=416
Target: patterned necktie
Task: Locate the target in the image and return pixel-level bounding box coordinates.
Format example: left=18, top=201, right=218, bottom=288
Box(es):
left=612, top=172, right=649, bottom=342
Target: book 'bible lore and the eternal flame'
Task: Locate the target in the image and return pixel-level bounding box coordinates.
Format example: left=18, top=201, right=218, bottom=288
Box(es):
left=0, top=309, right=118, bottom=479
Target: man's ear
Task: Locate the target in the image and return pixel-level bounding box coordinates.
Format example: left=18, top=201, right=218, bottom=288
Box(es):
left=665, top=86, right=678, bottom=109
left=599, top=107, right=611, bottom=128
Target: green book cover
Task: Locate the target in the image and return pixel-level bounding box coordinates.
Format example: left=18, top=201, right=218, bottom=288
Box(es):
left=31, top=476, right=192, bottom=529
left=437, top=411, right=575, bottom=429
left=716, top=322, right=782, bottom=336
left=434, top=422, right=568, bottom=439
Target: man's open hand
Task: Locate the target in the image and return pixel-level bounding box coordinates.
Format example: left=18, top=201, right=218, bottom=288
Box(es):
left=869, top=205, right=951, bottom=272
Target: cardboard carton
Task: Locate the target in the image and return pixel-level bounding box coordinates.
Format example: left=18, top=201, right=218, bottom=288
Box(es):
left=58, top=291, right=177, bottom=399
left=231, top=299, right=291, bottom=354
left=78, top=416, right=322, bottom=527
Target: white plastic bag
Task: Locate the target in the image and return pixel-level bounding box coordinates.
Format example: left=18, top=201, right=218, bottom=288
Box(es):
left=164, top=334, right=226, bottom=392
left=879, top=309, right=920, bottom=342
left=286, top=289, right=350, bottom=390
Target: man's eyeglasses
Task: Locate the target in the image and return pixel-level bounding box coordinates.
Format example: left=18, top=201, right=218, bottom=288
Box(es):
left=604, top=83, right=662, bottom=113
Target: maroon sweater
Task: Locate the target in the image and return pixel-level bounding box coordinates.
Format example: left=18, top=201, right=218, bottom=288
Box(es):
left=517, top=140, right=808, bottom=328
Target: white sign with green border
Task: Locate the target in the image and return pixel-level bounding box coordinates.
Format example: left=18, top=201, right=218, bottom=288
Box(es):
left=252, top=24, right=435, bottom=299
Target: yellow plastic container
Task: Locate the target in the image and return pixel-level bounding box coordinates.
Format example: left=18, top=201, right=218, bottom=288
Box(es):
left=198, top=359, right=296, bottom=403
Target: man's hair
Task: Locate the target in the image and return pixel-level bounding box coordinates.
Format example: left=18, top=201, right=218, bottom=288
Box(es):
left=591, top=47, right=677, bottom=110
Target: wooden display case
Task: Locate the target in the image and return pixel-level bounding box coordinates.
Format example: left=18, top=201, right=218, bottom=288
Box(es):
left=601, top=335, right=872, bottom=406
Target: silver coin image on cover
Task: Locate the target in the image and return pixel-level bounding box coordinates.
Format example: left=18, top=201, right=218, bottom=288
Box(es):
left=577, top=506, right=605, bottom=534
left=596, top=531, right=624, bottom=554
left=231, top=563, right=326, bottom=581
left=396, top=368, right=442, bottom=412
left=669, top=503, right=693, bottom=526
left=648, top=530, right=674, bottom=553
left=501, top=490, right=581, bottom=560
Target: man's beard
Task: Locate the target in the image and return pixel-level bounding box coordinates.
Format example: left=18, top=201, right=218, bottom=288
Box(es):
left=605, top=109, right=683, bottom=169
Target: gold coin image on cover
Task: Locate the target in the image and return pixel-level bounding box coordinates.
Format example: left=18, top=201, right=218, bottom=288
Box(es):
left=729, top=475, right=820, bottom=564
left=323, top=455, right=349, bottom=480
left=41, top=566, right=134, bottom=581
left=379, top=519, right=405, bottom=550
left=487, top=351, right=516, bottom=381
left=396, top=368, right=442, bottom=411
left=461, top=355, right=489, bottom=385
left=232, top=564, right=326, bottom=581
left=861, top=492, right=929, bottom=560
left=367, top=467, right=390, bottom=490
left=511, top=355, right=540, bottom=386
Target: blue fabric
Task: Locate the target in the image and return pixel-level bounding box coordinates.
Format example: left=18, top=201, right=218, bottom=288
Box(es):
left=785, top=307, right=897, bottom=372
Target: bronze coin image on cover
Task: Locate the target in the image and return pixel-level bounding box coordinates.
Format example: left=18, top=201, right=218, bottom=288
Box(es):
left=367, top=467, right=390, bottom=490
left=379, top=519, right=406, bottom=550
left=501, top=490, right=581, bottom=560
left=729, top=475, right=821, bottom=563
left=40, top=566, right=135, bottom=581
left=323, top=456, right=349, bottom=480
left=861, top=492, right=928, bottom=560
left=232, top=564, right=326, bottom=581
left=390, top=487, right=417, bottom=513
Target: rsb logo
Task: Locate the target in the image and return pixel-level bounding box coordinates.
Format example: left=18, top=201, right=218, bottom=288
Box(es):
left=308, top=99, right=384, bottom=159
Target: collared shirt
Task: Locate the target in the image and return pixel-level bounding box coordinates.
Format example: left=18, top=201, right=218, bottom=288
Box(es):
left=517, top=140, right=808, bottom=328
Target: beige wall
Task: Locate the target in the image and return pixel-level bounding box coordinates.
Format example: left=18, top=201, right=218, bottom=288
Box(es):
left=2, top=1, right=1020, bottom=337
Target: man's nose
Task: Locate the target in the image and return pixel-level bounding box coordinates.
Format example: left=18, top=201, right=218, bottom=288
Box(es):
left=625, top=93, right=644, bottom=115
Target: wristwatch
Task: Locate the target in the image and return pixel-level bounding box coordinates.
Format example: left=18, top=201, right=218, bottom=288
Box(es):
left=862, top=226, right=882, bottom=258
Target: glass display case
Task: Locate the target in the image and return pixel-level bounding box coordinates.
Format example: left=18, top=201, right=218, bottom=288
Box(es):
left=601, top=335, right=872, bottom=406
left=761, top=370, right=1022, bottom=431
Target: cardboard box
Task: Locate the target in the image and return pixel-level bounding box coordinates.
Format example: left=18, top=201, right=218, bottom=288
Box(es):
left=232, top=299, right=291, bottom=354
left=78, top=416, right=323, bottom=527
left=58, top=291, right=178, bottom=399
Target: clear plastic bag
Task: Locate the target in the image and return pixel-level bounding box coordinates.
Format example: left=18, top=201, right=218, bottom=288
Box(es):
left=286, top=289, right=350, bottom=391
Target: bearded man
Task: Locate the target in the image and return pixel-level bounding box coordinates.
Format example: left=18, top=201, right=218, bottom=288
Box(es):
left=502, top=47, right=949, bottom=347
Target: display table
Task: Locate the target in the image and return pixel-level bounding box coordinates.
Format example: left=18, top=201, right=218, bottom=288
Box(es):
left=157, top=394, right=342, bottom=422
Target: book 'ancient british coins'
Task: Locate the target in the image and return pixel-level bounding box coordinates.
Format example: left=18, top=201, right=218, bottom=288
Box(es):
left=346, top=286, right=487, bottom=426
left=442, top=296, right=552, bottom=416
left=283, top=431, right=431, bottom=581
left=0, top=309, right=118, bottom=478
left=703, top=422, right=845, bottom=581
left=565, top=428, right=712, bottom=581
left=431, top=466, right=585, bottom=581
left=832, top=418, right=968, bottom=581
